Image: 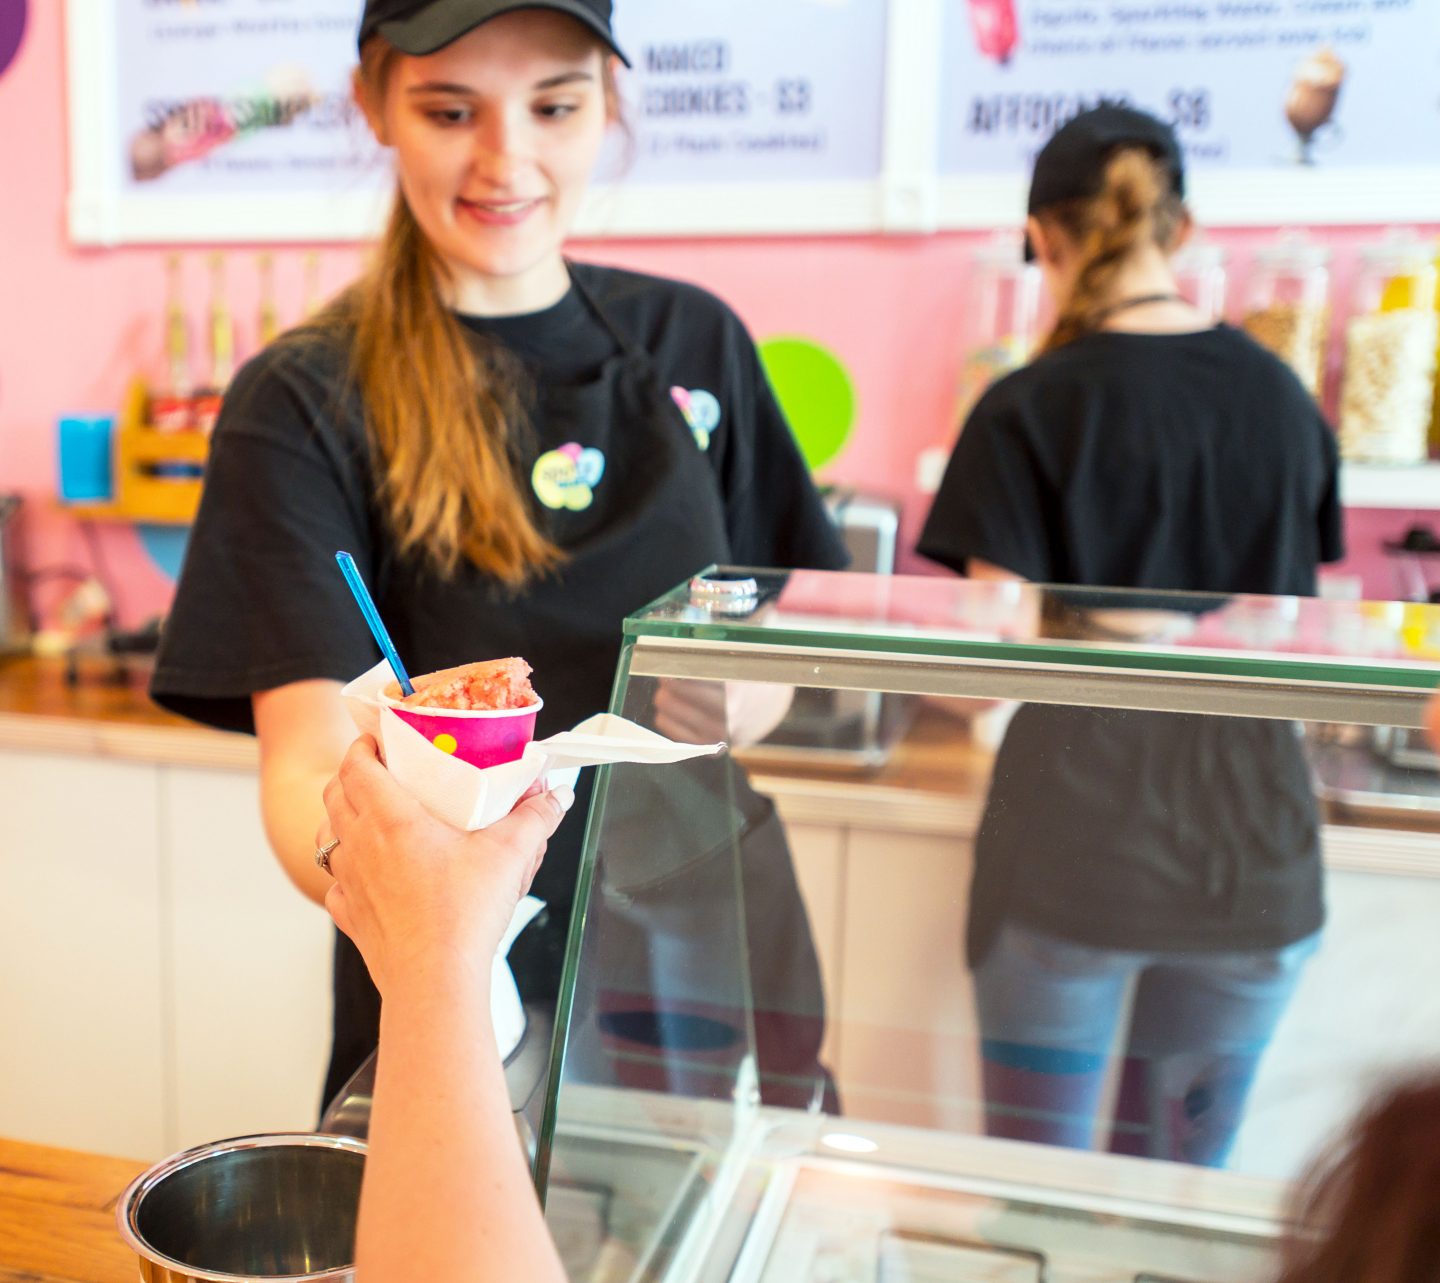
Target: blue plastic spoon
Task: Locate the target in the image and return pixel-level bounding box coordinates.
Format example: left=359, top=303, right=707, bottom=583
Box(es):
left=335, top=550, right=415, bottom=697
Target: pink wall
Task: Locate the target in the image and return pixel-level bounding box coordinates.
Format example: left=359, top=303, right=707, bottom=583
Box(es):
left=1, top=5, right=1435, bottom=630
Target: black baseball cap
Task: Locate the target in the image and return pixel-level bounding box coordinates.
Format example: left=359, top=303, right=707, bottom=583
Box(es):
left=358, top=0, right=630, bottom=66
left=1025, top=105, right=1185, bottom=260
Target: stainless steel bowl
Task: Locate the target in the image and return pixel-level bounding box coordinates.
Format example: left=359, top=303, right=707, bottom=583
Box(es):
left=116, top=1133, right=366, bottom=1282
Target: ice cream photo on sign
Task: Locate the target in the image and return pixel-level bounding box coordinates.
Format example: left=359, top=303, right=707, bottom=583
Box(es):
left=1285, top=47, right=1345, bottom=166
left=128, top=66, right=319, bottom=182
left=967, top=0, right=1019, bottom=67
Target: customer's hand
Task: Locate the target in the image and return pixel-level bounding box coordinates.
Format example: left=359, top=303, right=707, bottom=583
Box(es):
left=653, top=678, right=795, bottom=749
left=318, top=735, right=572, bottom=996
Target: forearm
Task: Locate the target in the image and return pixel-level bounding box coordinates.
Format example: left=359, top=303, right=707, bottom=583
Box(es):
left=253, top=680, right=354, bottom=906
left=260, top=764, right=337, bottom=905
left=358, top=967, right=565, bottom=1283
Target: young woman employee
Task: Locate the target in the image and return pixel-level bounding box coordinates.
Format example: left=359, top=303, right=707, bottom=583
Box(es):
left=919, top=106, right=1344, bottom=1167
left=150, top=0, right=847, bottom=1112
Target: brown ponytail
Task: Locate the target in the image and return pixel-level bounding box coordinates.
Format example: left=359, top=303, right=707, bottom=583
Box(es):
left=315, top=37, right=564, bottom=587
left=1036, top=148, right=1187, bottom=354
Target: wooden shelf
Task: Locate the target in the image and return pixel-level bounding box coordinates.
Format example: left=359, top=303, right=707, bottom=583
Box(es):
left=64, top=500, right=194, bottom=526
left=62, top=380, right=208, bottom=525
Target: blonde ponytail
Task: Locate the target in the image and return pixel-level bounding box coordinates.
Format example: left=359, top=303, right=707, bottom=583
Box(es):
left=313, top=36, right=563, bottom=586
left=1037, top=148, right=1187, bottom=354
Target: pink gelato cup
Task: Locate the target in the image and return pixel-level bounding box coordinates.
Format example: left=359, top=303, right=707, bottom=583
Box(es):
left=380, top=696, right=543, bottom=769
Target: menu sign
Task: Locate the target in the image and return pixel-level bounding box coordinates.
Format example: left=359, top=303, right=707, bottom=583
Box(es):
left=68, top=0, right=1438, bottom=241
left=605, top=0, right=888, bottom=184
left=940, top=0, right=1440, bottom=177
left=113, top=0, right=385, bottom=197
left=72, top=0, right=891, bottom=240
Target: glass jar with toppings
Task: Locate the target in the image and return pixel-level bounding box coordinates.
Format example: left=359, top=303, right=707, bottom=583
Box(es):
left=1426, top=241, right=1440, bottom=456
left=1172, top=238, right=1228, bottom=325
left=1241, top=231, right=1332, bottom=400
left=954, top=231, right=1042, bottom=426
left=1339, top=230, right=1439, bottom=464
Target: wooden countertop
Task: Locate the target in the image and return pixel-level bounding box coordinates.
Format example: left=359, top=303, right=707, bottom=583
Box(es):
left=0, top=655, right=989, bottom=831
left=0, top=1138, right=145, bottom=1283
left=5, top=653, right=1436, bottom=841
left=0, top=655, right=256, bottom=770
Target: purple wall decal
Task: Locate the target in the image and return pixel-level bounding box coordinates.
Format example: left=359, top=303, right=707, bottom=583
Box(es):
left=0, top=1, right=28, bottom=80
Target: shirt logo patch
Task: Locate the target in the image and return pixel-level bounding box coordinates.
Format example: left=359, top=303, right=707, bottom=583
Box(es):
left=532, top=443, right=606, bottom=511
left=671, top=386, right=721, bottom=451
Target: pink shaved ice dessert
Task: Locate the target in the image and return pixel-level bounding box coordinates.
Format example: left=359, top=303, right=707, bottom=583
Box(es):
left=385, top=658, right=537, bottom=712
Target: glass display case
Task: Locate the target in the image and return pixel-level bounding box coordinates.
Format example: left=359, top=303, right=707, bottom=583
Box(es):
left=534, top=570, right=1440, bottom=1283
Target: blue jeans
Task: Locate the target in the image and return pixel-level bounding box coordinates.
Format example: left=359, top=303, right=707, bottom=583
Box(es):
left=973, top=921, right=1319, bottom=1167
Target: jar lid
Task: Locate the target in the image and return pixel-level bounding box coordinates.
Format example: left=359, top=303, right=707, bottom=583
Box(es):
left=1172, top=240, right=1227, bottom=272
left=1359, top=228, right=1436, bottom=272
left=1252, top=230, right=1331, bottom=271
left=970, top=230, right=1031, bottom=271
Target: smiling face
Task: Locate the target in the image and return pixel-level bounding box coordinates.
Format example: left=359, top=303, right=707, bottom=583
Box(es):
left=361, top=10, right=613, bottom=314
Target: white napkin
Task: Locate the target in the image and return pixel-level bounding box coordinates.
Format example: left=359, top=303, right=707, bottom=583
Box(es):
left=341, top=659, right=725, bottom=831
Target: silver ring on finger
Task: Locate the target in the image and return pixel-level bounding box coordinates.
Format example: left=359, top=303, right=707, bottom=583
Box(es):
left=315, top=837, right=340, bottom=875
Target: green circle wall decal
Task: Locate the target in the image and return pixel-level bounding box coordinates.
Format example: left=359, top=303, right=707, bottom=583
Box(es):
left=758, top=336, right=856, bottom=471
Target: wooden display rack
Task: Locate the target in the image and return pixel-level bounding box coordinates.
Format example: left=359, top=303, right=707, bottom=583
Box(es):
left=67, top=380, right=209, bottom=525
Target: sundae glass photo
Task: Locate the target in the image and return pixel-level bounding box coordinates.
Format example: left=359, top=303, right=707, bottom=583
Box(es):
left=1284, top=48, right=1345, bottom=166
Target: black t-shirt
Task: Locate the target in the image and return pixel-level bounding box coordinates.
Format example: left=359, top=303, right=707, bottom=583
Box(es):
left=152, top=261, right=848, bottom=1073
left=918, top=325, right=1343, bottom=591
left=150, top=262, right=848, bottom=1105
left=151, top=261, right=847, bottom=736
left=917, top=326, right=1344, bottom=961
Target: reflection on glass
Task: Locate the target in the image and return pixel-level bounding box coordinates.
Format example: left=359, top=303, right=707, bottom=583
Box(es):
left=1004, top=590, right=1320, bottom=1164
left=538, top=575, right=1440, bottom=1279
left=967, top=605, right=1323, bottom=1166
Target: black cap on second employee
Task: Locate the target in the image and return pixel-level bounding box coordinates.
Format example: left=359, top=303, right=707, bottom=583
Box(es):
left=358, top=0, right=630, bottom=66
left=1025, top=105, right=1186, bottom=260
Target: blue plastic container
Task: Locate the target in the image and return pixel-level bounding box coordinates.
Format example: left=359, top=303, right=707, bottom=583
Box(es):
left=58, top=415, right=115, bottom=502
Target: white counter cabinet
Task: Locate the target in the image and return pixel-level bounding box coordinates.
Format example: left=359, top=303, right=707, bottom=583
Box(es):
left=159, top=765, right=333, bottom=1152
left=0, top=749, right=331, bottom=1160
left=775, top=799, right=982, bottom=1134
left=0, top=750, right=168, bottom=1159
left=769, top=785, right=1440, bottom=1182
